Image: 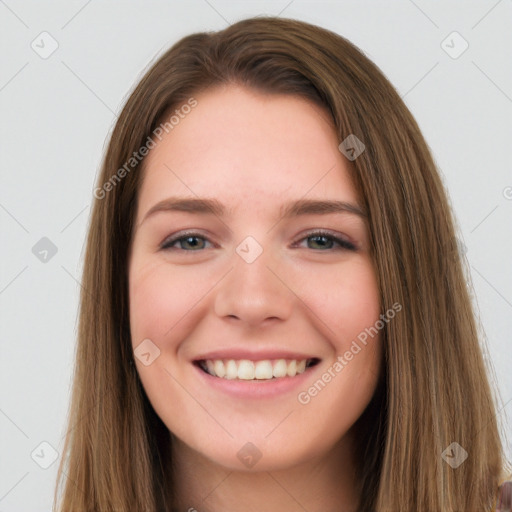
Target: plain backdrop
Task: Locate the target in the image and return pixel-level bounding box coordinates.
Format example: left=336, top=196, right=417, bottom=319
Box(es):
left=1, top=1, right=511, bottom=510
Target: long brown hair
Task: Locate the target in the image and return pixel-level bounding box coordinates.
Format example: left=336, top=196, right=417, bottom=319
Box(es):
left=53, top=16, right=510, bottom=511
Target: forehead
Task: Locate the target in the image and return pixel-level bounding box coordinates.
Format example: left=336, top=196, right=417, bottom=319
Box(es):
left=136, top=85, right=359, bottom=219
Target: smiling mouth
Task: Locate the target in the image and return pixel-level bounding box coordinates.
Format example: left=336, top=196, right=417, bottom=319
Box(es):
left=195, top=358, right=320, bottom=380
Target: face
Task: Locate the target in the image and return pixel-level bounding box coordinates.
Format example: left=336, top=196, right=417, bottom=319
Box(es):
left=128, top=84, right=382, bottom=471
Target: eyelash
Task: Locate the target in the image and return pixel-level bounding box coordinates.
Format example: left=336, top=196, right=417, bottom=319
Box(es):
left=159, top=230, right=357, bottom=252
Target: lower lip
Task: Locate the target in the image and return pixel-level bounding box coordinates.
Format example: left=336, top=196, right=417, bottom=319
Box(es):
left=192, top=362, right=320, bottom=399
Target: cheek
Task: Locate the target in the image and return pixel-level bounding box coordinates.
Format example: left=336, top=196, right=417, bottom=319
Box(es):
left=297, top=258, right=381, bottom=347
left=301, top=258, right=382, bottom=387
left=128, top=259, right=204, bottom=349
left=294, top=261, right=382, bottom=441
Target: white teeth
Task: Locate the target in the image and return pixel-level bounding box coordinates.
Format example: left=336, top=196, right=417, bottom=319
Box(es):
left=225, top=360, right=238, bottom=379
left=287, top=360, right=297, bottom=377
left=254, top=360, right=273, bottom=380
left=238, top=360, right=255, bottom=380
left=200, top=358, right=314, bottom=380
left=213, top=360, right=225, bottom=378
left=272, top=359, right=288, bottom=378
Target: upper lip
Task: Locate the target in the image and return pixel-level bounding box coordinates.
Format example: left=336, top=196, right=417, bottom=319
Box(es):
left=193, top=349, right=319, bottom=362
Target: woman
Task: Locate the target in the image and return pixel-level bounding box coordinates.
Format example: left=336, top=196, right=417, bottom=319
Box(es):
left=54, top=16, right=511, bottom=511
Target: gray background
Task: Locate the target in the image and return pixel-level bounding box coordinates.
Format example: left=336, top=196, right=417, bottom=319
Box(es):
left=1, top=1, right=511, bottom=510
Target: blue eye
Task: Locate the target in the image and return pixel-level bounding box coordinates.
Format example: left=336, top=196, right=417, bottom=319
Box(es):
left=160, top=230, right=356, bottom=252
left=295, top=231, right=357, bottom=251
left=160, top=233, right=212, bottom=251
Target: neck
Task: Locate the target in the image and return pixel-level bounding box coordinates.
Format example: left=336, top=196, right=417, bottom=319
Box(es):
left=170, top=430, right=360, bottom=512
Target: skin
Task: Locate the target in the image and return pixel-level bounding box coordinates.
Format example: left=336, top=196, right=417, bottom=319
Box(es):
left=128, top=84, right=383, bottom=512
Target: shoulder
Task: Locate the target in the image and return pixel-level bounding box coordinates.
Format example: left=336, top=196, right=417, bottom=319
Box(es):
left=496, top=480, right=511, bottom=512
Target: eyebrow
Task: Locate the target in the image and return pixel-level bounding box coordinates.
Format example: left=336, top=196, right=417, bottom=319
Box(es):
left=141, top=196, right=367, bottom=224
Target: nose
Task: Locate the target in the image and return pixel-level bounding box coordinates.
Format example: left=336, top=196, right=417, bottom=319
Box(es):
left=213, top=242, right=293, bottom=327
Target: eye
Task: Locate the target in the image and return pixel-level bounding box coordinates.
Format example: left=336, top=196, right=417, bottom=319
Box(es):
left=293, top=230, right=357, bottom=251
left=160, top=232, right=213, bottom=251
left=159, top=230, right=357, bottom=252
